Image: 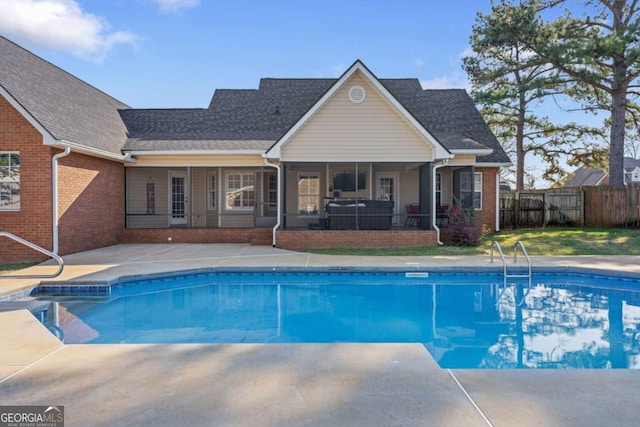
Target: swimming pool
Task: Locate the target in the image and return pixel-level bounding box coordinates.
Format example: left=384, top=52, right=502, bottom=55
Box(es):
left=32, top=269, right=640, bottom=369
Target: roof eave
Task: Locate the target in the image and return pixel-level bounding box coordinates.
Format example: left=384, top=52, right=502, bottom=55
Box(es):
left=48, top=140, right=133, bottom=162
left=1, top=85, right=56, bottom=145
left=126, top=150, right=266, bottom=156
left=450, top=148, right=494, bottom=156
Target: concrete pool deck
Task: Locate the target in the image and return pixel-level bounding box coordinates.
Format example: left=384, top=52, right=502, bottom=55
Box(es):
left=1, top=243, right=640, bottom=426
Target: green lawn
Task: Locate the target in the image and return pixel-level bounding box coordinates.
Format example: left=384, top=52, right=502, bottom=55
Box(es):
left=2, top=228, right=639, bottom=273
left=303, top=228, right=640, bottom=256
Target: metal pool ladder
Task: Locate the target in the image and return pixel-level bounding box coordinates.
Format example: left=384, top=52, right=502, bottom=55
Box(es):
left=490, top=240, right=532, bottom=282
left=0, top=231, right=64, bottom=279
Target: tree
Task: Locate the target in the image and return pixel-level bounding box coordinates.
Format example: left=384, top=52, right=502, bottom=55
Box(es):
left=495, top=0, right=640, bottom=186
left=464, top=0, right=606, bottom=190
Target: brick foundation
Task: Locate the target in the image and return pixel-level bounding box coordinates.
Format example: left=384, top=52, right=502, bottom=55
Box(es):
left=123, top=228, right=273, bottom=245
left=275, top=229, right=438, bottom=250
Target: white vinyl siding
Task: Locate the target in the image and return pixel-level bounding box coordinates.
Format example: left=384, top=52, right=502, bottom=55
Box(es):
left=281, top=73, right=434, bottom=162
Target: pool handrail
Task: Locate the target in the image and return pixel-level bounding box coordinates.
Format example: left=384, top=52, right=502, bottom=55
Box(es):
left=0, top=231, right=64, bottom=279
left=513, top=240, right=532, bottom=280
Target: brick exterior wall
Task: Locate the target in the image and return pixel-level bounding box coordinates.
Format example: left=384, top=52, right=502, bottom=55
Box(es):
left=275, top=230, right=437, bottom=250
left=477, top=167, right=498, bottom=232
left=0, top=96, right=54, bottom=263
left=1, top=96, right=125, bottom=262
left=57, top=152, right=124, bottom=255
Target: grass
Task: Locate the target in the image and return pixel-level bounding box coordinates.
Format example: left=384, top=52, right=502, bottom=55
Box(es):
left=303, top=227, right=640, bottom=256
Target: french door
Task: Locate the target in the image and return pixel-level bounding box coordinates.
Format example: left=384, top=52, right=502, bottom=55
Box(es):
left=375, top=172, right=399, bottom=224
left=169, top=171, right=187, bottom=226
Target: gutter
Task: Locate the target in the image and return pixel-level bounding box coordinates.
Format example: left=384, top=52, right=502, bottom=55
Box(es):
left=263, top=157, right=281, bottom=247
left=432, top=159, right=449, bottom=246
left=52, top=146, right=71, bottom=254
left=49, top=140, right=134, bottom=163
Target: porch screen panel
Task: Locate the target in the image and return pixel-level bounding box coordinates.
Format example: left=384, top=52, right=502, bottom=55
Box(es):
left=298, top=173, right=320, bottom=215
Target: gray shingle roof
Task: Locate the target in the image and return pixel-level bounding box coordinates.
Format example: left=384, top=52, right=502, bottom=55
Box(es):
left=564, top=157, right=640, bottom=186
left=564, top=166, right=606, bottom=186
left=0, top=36, right=129, bottom=156
left=122, top=76, right=510, bottom=164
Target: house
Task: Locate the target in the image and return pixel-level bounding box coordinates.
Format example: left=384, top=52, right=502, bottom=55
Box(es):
left=1, top=36, right=511, bottom=263
left=563, top=157, right=640, bottom=187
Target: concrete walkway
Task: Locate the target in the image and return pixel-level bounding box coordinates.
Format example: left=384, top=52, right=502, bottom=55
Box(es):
left=1, top=244, right=640, bottom=426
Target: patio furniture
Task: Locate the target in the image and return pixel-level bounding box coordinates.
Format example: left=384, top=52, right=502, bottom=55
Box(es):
left=326, top=200, right=394, bottom=230
left=404, top=203, right=420, bottom=227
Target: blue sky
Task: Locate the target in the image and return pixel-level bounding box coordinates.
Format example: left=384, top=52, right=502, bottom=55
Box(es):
left=0, top=0, right=493, bottom=108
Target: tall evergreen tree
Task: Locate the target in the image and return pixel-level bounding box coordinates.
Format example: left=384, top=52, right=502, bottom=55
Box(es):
left=493, top=0, right=640, bottom=186
left=464, top=0, right=606, bottom=189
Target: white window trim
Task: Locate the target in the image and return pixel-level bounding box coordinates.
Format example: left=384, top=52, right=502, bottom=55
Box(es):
left=474, top=172, right=483, bottom=211
left=207, top=171, right=216, bottom=210
left=225, top=170, right=254, bottom=211
left=0, top=151, right=20, bottom=211
left=297, top=172, right=321, bottom=217
left=267, top=172, right=277, bottom=210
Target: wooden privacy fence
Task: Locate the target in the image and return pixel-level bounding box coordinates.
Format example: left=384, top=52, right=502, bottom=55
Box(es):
left=578, top=184, right=640, bottom=228
left=500, top=191, right=584, bottom=228
left=500, top=184, right=640, bottom=229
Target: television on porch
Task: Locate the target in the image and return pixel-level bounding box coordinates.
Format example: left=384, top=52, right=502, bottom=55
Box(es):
left=333, top=171, right=366, bottom=191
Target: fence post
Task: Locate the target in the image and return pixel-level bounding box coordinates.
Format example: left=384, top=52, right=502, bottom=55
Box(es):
left=514, top=191, right=520, bottom=229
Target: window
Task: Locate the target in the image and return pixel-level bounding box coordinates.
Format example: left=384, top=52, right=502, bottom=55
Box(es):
left=435, top=173, right=442, bottom=207
left=459, top=171, right=482, bottom=210
left=268, top=173, right=277, bottom=209
left=298, top=173, right=320, bottom=215
left=208, top=172, right=216, bottom=210
left=0, top=152, right=20, bottom=210
left=225, top=171, right=254, bottom=210
left=473, top=172, right=483, bottom=210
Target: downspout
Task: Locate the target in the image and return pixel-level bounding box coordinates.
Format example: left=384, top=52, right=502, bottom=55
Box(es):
left=495, top=172, right=501, bottom=232
left=52, top=146, right=71, bottom=254
left=432, top=159, right=449, bottom=245
left=264, top=157, right=281, bottom=247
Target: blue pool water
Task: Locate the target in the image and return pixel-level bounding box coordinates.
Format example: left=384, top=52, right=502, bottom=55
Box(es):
left=33, top=269, right=640, bottom=369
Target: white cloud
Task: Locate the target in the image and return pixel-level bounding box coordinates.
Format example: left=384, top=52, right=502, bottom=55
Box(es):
left=0, top=0, right=137, bottom=61
left=420, top=48, right=472, bottom=91
left=329, top=64, right=346, bottom=77
left=149, top=0, right=200, bottom=13
left=420, top=75, right=470, bottom=91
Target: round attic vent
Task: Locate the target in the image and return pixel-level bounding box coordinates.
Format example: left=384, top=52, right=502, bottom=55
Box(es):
left=348, top=85, right=366, bottom=103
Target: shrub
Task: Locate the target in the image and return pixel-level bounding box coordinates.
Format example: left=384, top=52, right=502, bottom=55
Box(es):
left=447, top=205, right=483, bottom=245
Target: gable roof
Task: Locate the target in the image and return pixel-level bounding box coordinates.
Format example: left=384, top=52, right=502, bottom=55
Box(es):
left=564, top=157, right=640, bottom=186
left=121, top=61, right=511, bottom=165
left=265, top=60, right=451, bottom=160
left=0, top=36, right=130, bottom=158
left=563, top=165, right=607, bottom=187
